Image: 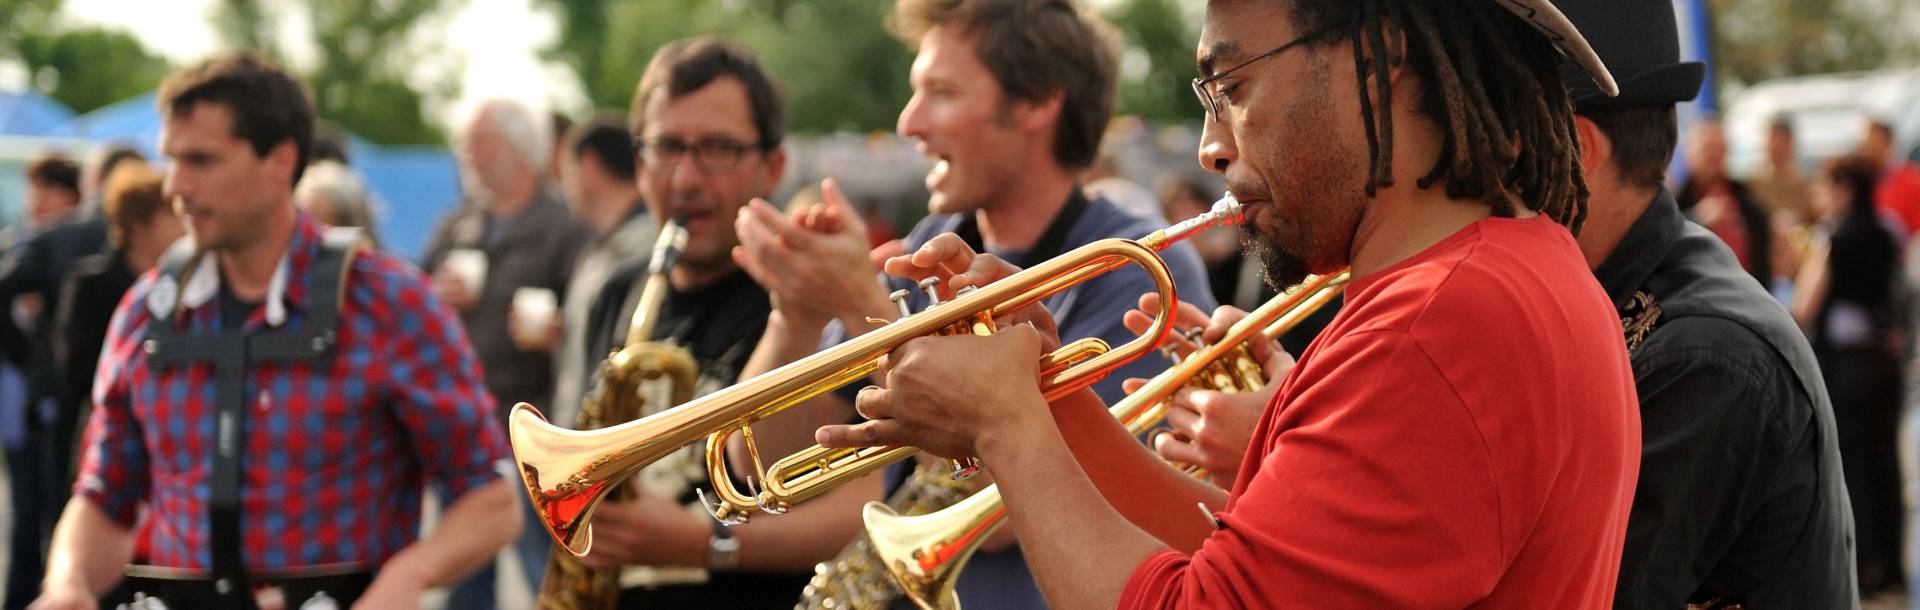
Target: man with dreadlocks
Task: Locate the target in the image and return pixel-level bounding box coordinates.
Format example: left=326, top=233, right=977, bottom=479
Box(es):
left=813, top=0, right=1640, bottom=607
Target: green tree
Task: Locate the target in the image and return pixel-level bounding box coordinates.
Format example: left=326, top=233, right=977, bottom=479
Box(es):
left=0, top=0, right=59, bottom=58
left=539, top=0, right=913, bottom=134
left=1106, top=0, right=1202, bottom=122
left=16, top=26, right=171, bottom=113
left=0, top=0, right=171, bottom=115
left=211, top=0, right=274, bottom=53
left=540, top=0, right=1211, bottom=131
left=214, top=0, right=457, bottom=145
left=1709, top=0, right=1920, bottom=85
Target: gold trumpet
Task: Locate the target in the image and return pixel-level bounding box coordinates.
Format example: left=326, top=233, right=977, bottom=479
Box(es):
left=862, top=271, right=1350, bottom=610
left=508, top=197, right=1248, bottom=557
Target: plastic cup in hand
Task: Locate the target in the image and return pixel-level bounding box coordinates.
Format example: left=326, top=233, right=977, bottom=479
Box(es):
left=512, top=287, right=559, bottom=347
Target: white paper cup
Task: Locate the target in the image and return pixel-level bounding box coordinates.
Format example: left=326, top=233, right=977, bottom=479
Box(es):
left=444, top=249, right=488, bottom=295
left=512, top=287, right=559, bottom=346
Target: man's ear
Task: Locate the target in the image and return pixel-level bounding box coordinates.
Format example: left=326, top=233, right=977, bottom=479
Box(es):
left=1572, top=115, right=1610, bottom=180
left=1019, top=90, right=1066, bottom=136
left=268, top=139, right=300, bottom=187
left=1371, top=17, right=1409, bottom=90
left=763, top=145, right=788, bottom=187
left=1382, top=19, right=1413, bottom=83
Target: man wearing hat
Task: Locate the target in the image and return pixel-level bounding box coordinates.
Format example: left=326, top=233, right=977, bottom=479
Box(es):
left=813, top=0, right=1644, bottom=606
left=1559, top=1, right=1858, bottom=607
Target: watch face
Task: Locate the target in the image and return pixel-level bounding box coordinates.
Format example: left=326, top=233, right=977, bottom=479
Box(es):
left=708, top=534, right=742, bottom=570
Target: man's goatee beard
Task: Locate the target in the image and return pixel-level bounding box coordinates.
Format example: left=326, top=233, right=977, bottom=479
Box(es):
left=1241, top=227, right=1309, bottom=292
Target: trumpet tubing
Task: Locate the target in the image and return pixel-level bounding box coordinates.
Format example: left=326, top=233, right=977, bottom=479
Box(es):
left=509, top=199, right=1246, bottom=557
left=862, top=272, right=1350, bottom=610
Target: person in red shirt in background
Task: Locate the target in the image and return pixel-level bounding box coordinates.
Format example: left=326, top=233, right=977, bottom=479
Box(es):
left=814, top=0, right=1641, bottom=608
left=1677, top=119, right=1775, bottom=286
left=1864, top=120, right=1920, bottom=238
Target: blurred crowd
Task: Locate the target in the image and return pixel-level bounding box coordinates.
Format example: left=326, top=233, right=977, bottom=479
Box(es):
left=1677, top=115, right=1920, bottom=597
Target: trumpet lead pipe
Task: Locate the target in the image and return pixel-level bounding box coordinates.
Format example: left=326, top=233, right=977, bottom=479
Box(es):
left=1152, top=193, right=1245, bottom=248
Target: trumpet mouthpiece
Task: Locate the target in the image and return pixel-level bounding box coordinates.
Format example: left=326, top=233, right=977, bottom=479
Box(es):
left=1210, top=192, right=1244, bottom=221
left=1158, top=192, right=1244, bottom=246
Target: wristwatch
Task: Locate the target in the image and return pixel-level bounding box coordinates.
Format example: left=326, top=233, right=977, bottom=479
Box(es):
left=707, top=519, right=741, bottom=570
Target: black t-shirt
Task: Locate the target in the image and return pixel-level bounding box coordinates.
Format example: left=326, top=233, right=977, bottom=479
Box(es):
left=217, top=282, right=263, bottom=332
left=582, top=265, right=807, bottom=609
left=584, top=266, right=770, bottom=390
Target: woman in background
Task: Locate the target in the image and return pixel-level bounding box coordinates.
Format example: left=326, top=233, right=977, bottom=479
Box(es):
left=1793, top=154, right=1906, bottom=594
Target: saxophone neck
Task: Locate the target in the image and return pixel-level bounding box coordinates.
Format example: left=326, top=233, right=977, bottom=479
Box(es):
left=627, top=217, right=689, bottom=346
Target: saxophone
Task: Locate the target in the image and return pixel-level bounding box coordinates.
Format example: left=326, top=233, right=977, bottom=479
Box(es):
left=537, top=218, right=699, bottom=610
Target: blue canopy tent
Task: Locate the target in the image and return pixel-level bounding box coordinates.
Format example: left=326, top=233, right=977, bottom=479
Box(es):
left=49, top=93, right=461, bottom=260
left=0, top=91, right=76, bottom=136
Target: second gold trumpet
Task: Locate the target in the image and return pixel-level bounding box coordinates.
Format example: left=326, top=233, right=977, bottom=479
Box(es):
left=862, top=271, right=1350, bottom=610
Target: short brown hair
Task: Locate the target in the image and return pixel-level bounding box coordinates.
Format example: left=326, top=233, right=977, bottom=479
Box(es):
left=630, top=37, right=786, bottom=151
left=1581, top=106, right=1678, bottom=191
left=27, top=155, right=80, bottom=194
left=889, top=0, right=1118, bottom=170
left=101, top=165, right=168, bottom=248
left=157, top=52, right=315, bottom=184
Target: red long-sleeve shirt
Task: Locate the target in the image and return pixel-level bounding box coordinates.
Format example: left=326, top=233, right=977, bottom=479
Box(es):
left=1121, top=215, right=1640, bottom=609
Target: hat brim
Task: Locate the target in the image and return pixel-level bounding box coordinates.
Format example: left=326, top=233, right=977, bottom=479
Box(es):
left=1573, top=62, right=1706, bottom=112
left=1494, top=0, right=1620, bottom=97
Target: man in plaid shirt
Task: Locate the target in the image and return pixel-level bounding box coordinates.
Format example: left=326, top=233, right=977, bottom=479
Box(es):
left=30, top=53, right=521, bottom=610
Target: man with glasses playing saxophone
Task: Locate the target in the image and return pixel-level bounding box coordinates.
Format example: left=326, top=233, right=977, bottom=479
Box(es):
left=729, top=1, right=1214, bottom=608
left=556, top=37, right=868, bottom=608
left=816, top=0, right=1646, bottom=607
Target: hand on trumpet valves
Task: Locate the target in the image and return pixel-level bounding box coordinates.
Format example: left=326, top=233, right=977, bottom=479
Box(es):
left=733, top=178, right=892, bottom=331
left=1122, top=296, right=1293, bottom=487
left=880, top=232, right=1016, bottom=298
left=817, top=322, right=1053, bottom=461
left=575, top=489, right=712, bottom=570
left=879, top=233, right=1061, bottom=342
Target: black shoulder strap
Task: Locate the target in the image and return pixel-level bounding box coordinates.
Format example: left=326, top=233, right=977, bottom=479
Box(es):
left=249, top=228, right=363, bottom=362
left=954, top=189, right=1090, bottom=268
left=149, top=240, right=201, bottom=327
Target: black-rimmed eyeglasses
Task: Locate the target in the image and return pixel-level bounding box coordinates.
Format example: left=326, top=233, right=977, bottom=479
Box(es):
left=633, top=136, right=764, bottom=173
left=1191, top=28, right=1330, bottom=121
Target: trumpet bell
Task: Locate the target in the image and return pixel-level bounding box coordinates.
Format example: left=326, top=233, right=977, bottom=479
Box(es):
left=863, top=490, right=1005, bottom=610
left=510, top=401, right=694, bottom=557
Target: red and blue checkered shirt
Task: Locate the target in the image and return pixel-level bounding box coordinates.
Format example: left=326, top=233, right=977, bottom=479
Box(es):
left=75, top=214, right=510, bottom=571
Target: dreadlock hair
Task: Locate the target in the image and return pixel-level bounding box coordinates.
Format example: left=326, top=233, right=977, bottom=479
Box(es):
left=1289, top=0, right=1589, bottom=233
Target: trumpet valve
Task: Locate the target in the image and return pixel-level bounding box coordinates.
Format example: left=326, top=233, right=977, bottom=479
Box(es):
left=917, top=277, right=945, bottom=309
left=756, top=491, right=792, bottom=515
left=698, top=489, right=751, bottom=526
left=948, top=458, right=982, bottom=481
left=890, top=289, right=914, bottom=319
